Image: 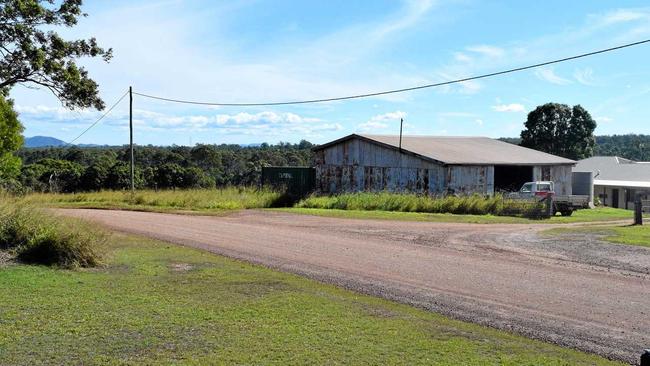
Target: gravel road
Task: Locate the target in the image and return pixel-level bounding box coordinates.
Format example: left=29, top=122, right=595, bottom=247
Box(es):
left=57, top=209, right=650, bottom=364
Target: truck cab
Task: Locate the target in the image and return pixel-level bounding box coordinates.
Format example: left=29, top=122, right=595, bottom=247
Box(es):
left=518, top=181, right=555, bottom=199
left=515, top=181, right=589, bottom=216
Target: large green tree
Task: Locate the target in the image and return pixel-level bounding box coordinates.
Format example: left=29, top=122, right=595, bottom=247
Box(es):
left=0, top=94, right=23, bottom=181
left=0, top=0, right=112, bottom=109
left=520, top=103, right=597, bottom=160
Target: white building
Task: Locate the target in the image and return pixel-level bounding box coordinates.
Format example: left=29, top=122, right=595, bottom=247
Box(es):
left=574, top=156, right=650, bottom=209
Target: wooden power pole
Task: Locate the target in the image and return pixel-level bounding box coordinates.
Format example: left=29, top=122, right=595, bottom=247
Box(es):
left=129, top=86, right=134, bottom=193
left=398, top=118, right=403, bottom=151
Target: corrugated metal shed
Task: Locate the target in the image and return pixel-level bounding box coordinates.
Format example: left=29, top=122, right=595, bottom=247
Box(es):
left=313, top=134, right=574, bottom=195
left=315, top=134, right=575, bottom=166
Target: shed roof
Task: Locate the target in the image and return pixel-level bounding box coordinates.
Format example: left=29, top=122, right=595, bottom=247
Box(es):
left=314, top=134, right=575, bottom=165
left=574, top=156, right=650, bottom=187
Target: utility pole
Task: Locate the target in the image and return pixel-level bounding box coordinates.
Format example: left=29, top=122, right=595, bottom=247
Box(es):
left=129, top=86, right=134, bottom=193
left=398, top=118, right=403, bottom=151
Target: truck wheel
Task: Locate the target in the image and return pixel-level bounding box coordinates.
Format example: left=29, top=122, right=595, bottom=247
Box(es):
left=560, top=210, right=573, bottom=217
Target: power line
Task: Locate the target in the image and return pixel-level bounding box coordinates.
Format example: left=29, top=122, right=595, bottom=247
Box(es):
left=64, top=90, right=129, bottom=146
left=133, top=38, right=650, bottom=107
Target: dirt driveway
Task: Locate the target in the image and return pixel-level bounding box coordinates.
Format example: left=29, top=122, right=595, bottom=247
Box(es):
left=58, top=209, right=650, bottom=363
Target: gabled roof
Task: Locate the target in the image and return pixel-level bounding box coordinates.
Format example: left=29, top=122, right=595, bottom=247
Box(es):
left=574, top=156, right=650, bottom=187
left=314, top=134, right=576, bottom=166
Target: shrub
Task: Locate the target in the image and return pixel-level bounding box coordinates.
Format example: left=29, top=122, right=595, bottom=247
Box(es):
left=0, top=196, right=103, bottom=268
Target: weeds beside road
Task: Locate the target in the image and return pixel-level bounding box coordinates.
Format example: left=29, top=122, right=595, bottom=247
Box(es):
left=17, top=189, right=636, bottom=224
left=0, top=196, right=103, bottom=268
left=21, top=187, right=283, bottom=212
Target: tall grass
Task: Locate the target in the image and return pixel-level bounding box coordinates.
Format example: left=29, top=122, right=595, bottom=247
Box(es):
left=297, top=192, right=546, bottom=217
left=0, top=195, right=104, bottom=268
left=22, top=187, right=284, bottom=211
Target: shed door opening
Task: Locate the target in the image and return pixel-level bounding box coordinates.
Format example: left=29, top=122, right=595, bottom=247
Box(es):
left=494, top=165, right=533, bottom=193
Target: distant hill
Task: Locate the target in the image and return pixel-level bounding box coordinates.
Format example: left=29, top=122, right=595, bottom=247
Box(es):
left=24, top=136, right=66, bottom=148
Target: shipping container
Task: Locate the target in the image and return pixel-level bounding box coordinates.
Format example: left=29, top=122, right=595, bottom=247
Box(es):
left=261, top=166, right=315, bottom=198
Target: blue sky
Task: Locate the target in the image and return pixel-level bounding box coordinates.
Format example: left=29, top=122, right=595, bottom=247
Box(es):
left=10, top=0, right=650, bottom=145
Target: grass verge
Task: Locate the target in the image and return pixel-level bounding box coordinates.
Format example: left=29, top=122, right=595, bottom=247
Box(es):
left=0, top=197, right=103, bottom=268
left=0, top=231, right=621, bottom=365
left=274, top=206, right=634, bottom=224
left=545, top=224, right=650, bottom=248
left=296, top=192, right=546, bottom=217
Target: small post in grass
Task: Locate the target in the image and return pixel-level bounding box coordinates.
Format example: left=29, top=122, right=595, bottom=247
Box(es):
left=641, top=349, right=650, bottom=366
left=545, top=195, right=554, bottom=218
left=634, top=193, right=643, bottom=225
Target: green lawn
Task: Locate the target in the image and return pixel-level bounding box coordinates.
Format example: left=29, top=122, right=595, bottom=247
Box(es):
left=273, top=207, right=634, bottom=224
left=0, top=233, right=621, bottom=365
left=546, top=224, right=650, bottom=248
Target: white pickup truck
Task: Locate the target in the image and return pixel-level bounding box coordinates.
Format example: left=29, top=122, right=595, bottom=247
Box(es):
left=512, top=181, right=590, bottom=216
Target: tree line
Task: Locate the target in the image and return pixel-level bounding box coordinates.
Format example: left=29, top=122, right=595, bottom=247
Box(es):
left=501, top=134, right=650, bottom=161
left=14, top=142, right=313, bottom=193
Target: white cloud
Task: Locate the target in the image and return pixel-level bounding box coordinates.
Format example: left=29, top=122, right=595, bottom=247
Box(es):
left=16, top=104, right=340, bottom=137
left=357, top=120, right=389, bottom=131
left=534, top=68, right=572, bottom=85
left=454, top=52, right=472, bottom=63
left=357, top=111, right=406, bottom=132
left=492, top=103, right=525, bottom=112
left=598, top=9, right=649, bottom=25
left=596, top=116, right=614, bottom=123
left=574, top=67, right=595, bottom=85
left=372, top=0, right=435, bottom=39
left=475, top=119, right=484, bottom=126
left=466, top=45, right=505, bottom=58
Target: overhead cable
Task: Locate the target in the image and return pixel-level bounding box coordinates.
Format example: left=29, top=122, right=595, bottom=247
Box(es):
left=132, top=38, right=650, bottom=107
left=65, top=89, right=129, bottom=146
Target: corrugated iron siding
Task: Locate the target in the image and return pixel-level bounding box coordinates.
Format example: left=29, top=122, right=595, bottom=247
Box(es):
left=315, top=138, right=446, bottom=194
left=446, top=165, right=494, bottom=195
left=533, top=165, right=573, bottom=195
left=314, top=136, right=572, bottom=195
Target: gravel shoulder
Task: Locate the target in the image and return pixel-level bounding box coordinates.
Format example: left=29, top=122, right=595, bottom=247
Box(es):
left=56, top=208, right=650, bottom=364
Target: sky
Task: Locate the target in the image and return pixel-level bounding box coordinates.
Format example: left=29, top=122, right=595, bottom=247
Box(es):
left=9, top=0, right=650, bottom=146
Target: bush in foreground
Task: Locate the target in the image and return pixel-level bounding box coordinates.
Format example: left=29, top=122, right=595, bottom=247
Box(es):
left=297, top=192, right=546, bottom=217
left=0, top=196, right=103, bottom=268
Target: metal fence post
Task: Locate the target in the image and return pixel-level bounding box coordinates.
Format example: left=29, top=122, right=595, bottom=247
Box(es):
left=546, top=195, right=554, bottom=218
left=634, top=194, right=643, bottom=225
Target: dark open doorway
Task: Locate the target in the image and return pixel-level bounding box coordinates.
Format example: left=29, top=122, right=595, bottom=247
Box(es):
left=494, top=165, right=533, bottom=193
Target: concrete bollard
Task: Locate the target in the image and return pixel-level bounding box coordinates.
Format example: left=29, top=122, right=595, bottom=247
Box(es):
left=641, top=349, right=650, bottom=366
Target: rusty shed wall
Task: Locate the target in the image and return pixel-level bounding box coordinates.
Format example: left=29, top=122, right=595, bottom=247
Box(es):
left=314, top=137, right=573, bottom=195
left=446, top=165, right=494, bottom=195
left=533, top=165, right=573, bottom=195
left=314, top=138, right=447, bottom=194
